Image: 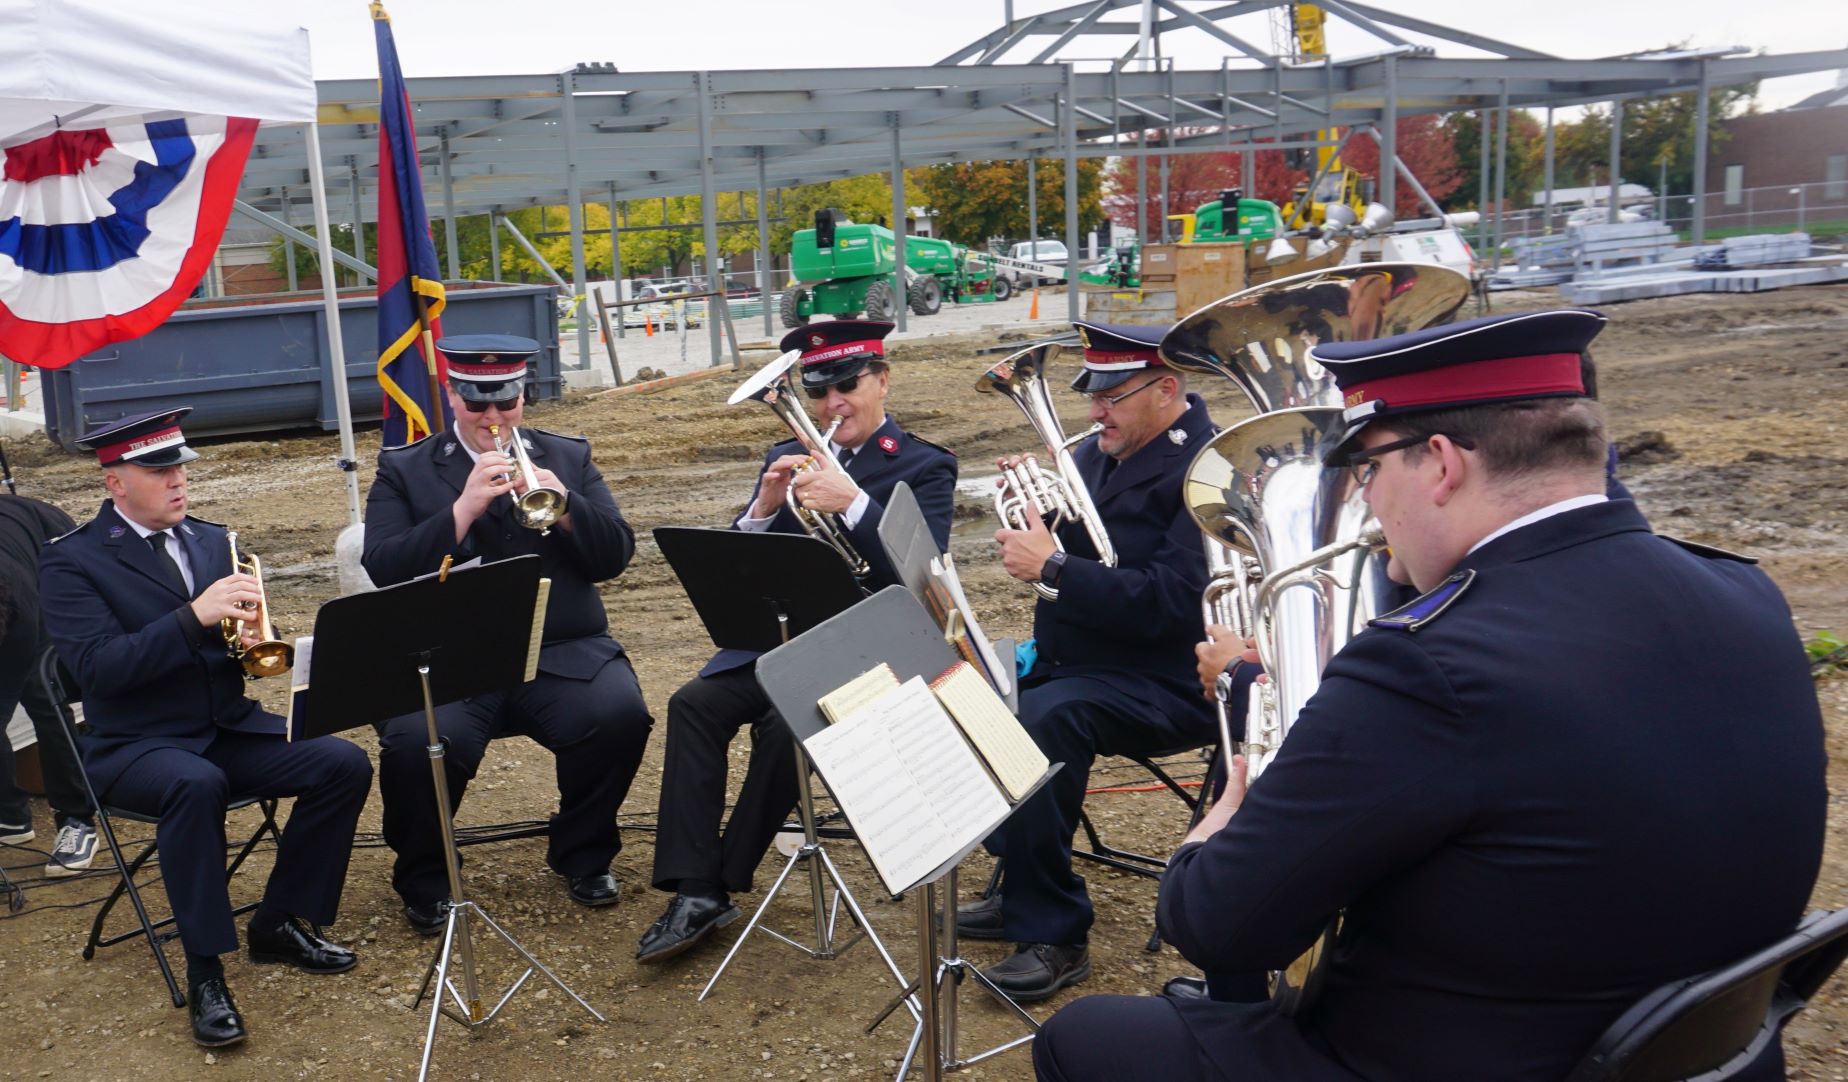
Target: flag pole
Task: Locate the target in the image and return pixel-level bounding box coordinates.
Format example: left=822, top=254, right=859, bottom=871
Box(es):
left=416, top=294, right=446, bottom=435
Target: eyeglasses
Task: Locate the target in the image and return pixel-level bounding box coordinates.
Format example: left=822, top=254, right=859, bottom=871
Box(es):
left=1348, top=432, right=1476, bottom=487
left=1086, top=375, right=1167, bottom=408
left=804, top=375, right=860, bottom=400
left=460, top=393, right=522, bottom=414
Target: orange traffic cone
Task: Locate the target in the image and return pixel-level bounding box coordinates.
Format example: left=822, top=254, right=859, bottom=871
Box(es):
left=1029, top=287, right=1040, bottom=320
left=645, top=310, right=654, bottom=337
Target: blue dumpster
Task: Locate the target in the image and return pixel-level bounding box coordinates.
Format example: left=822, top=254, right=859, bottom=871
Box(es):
left=40, top=282, right=560, bottom=451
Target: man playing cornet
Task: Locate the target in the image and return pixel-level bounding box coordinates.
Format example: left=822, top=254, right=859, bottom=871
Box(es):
left=39, top=408, right=372, bottom=1049
left=637, top=320, right=957, bottom=965
left=363, top=336, right=653, bottom=929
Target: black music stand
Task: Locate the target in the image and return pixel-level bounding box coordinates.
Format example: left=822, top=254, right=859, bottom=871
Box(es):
left=757, top=587, right=1057, bottom=1081
left=293, top=555, right=604, bottom=1082
left=653, top=527, right=914, bottom=1005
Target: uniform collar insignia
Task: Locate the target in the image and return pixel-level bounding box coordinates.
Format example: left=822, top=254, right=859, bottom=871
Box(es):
left=109, top=525, right=125, bottom=537
left=179, top=522, right=194, bottom=535
left=1167, top=428, right=1188, bottom=445
left=878, top=434, right=899, bottom=454
left=1369, top=569, right=1476, bottom=632
left=443, top=441, right=457, bottom=456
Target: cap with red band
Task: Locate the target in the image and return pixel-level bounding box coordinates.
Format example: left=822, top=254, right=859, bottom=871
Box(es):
left=779, top=319, right=894, bottom=389
left=1070, top=320, right=1167, bottom=394
left=76, top=407, right=199, bottom=467
left=438, top=334, right=541, bottom=405
left=1312, top=308, right=1608, bottom=466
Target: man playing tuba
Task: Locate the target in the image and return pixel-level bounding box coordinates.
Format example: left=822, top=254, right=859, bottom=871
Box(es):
left=637, top=319, right=957, bottom=965
left=958, top=321, right=1238, bottom=1001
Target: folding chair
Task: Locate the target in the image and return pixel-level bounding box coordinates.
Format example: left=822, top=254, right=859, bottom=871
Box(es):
left=1565, top=907, right=1848, bottom=1082
left=1073, top=744, right=1220, bottom=882
left=38, top=649, right=283, bottom=1008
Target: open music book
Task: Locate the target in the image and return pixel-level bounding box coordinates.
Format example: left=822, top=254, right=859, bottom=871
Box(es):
left=804, top=662, right=1048, bottom=893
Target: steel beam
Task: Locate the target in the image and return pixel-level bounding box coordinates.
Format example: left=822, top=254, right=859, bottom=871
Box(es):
left=697, top=72, right=724, bottom=365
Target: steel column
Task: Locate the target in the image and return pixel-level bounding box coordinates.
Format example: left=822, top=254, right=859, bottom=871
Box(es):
left=608, top=183, right=626, bottom=339
left=1543, top=107, right=1556, bottom=234
left=891, top=121, right=908, bottom=333
left=349, top=163, right=365, bottom=288
left=697, top=71, right=725, bottom=364
left=282, top=188, right=298, bottom=292
left=1064, top=64, right=1081, bottom=323
left=487, top=208, right=502, bottom=281
left=756, top=153, right=774, bottom=337
left=1608, top=100, right=1624, bottom=224
left=560, top=72, right=591, bottom=371
left=440, top=133, right=460, bottom=280
left=1380, top=55, right=1397, bottom=214
left=1028, top=157, right=1039, bottom=262
left=1493, top=80, right=1509, bottom=272
left=1692, top=59, right=1711, bottom=244
left=1479, top=107, right=1492, bottom=247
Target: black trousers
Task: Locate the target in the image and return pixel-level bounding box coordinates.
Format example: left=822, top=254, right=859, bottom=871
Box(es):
left=992, top=670, right=1217, bottom=946
left=1034, top=994, right=1360, bottom=1082
left=103, top=727, right=373, bottom=958
left=0, top=631, right=91, bottom=826
left=650, top=666, right=799, bottom=895
left=377, top=657, right=653, bottom=906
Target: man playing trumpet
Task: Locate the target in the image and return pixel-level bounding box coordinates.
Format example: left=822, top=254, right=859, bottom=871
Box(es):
left=39, top=408, right=372, bottom=1049
left=363, top=336, right=653, bottom=930
left=637, top=320, right=957, bottom=964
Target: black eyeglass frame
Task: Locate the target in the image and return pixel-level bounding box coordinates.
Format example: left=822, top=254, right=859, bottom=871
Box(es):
left=803, top=375, right=861, bottom=400
left=1348, top=432, right=1477, bottom=487
left=1081, top=373, right=1170, bottom=408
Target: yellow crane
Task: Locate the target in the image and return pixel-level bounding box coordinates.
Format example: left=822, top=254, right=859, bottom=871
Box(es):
left=1277, top=3, right=1369, bottom=228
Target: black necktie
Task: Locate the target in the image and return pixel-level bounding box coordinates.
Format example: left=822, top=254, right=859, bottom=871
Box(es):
left=148, top=532, right=188, bottom=595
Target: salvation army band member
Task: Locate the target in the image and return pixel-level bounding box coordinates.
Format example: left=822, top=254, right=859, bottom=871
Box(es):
left=636, top=320, right=957, bottom=965
left=361, top=336, right=653, bottom=932
left=1033, top=310, right=1827, bottom=1082
left=38, top=409, right=372, bottom=1049
left=957, top=322, right=1245, bottom=1001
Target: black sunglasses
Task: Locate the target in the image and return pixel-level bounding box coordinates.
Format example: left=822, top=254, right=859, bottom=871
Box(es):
left=804, top=376, right=859, bottom=400
left=461, top=393, right=522, bottom=413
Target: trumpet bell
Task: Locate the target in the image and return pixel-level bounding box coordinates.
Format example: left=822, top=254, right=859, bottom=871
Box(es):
left=1159, top=262, right=1471, bottom=415
left=239, top=639, right=295, bottom=679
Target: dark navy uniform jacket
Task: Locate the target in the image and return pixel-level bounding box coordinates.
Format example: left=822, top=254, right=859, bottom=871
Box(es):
left=362, top=427, right=636, bottom=679
left=700, top=414, right=957, bottom=677
left=38, top=503, right=280, bottom=796
left=1158, top=499, right=1827, bottom=1081
left=1028, top=392, right=1215, bottom=707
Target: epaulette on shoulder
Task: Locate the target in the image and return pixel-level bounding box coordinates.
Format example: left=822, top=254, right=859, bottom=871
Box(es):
left=1659, top=534, right=1758, bottom=564
left=1368, top=569, right=1476, bottom=632
left=908, top=433, right=957, bottom=458
left=185, top=514, right=227, bottom=529
left=380, top=433, right=434, bottom=453
left=45, top=521, right=88, bottom=545
left=524, top=426, right=587, bottom=444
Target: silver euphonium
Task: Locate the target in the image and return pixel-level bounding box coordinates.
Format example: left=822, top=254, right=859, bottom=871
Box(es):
left=728, top=350, right=870, bottom=578
left=975, top=342, right=1117, bottom=602
left=1165, top=262, right=1471, bottom=782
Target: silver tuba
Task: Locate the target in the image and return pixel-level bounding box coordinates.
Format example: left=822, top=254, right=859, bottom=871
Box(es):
left=975, top=342, right=1116, bottom=602
left=728, top=350, right=870, bottom=578
left=1166, top=262, right=1470, bottom=781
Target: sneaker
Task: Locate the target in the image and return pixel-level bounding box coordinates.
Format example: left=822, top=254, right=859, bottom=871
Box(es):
left=0, top=820, right=33, bottom=846
left=44, top=818, right=98, bottom=877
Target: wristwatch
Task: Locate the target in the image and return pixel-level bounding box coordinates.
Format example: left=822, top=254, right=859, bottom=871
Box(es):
left=1039, top=550, right=1068, bottom=587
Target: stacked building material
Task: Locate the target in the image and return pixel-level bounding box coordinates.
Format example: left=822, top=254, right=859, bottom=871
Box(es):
left=1692, top=233, right=1812, bottom=270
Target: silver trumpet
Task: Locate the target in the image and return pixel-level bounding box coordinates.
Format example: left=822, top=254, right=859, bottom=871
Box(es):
left=488, top=423, right=566, bottom=535
left=975, top=342, right=1116, bottom=602
left=728, top=350, right=870, bottom=578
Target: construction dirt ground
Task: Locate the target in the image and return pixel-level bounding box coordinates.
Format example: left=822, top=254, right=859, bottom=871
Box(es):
left=1, top=283, right=1846, bottom=1081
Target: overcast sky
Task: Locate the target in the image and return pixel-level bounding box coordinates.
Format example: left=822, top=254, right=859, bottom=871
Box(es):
left=252, top=0, right=1842, bottom=110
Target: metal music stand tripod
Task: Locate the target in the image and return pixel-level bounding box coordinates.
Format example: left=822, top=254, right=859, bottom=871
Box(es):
left=756, top=586, right=1057, bottom=1081
left=653, top=528, right=917, bottom=1008
left=293, top=555, right=604, bottom=1081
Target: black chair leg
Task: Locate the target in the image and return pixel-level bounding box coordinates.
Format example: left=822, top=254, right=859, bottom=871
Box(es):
left=86, top=814, right=185, bottom=1007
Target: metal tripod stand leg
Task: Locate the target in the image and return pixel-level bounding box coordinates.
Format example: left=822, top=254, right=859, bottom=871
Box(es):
left=699, top=747, right=918, bottom=1018
left=867, top=868, right=1039, bottom=1081
left=408, top=664, right=605, bottom=1082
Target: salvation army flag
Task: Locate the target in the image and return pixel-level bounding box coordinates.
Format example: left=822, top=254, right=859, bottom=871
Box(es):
left=373, top=5, right=449, bottom=445
left=0, top=115, right=258, bottom=369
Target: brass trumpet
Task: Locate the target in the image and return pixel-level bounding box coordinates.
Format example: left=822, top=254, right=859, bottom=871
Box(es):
left=222, top=530, right=293, bottom=680
left=727, top=350, right=870, bottom=578
left=488, top=424, right=566, bottom=535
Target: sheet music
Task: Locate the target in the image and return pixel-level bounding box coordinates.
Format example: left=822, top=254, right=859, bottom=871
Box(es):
left=817, top=663, right=900, bottom=724
left=523, top=578, right=551, bottom=682
left=804, top=676, right=1011, bottom=894
left=284, top=635, right=314, bottom=741
left=930, top=661, right=1047, bottom=801
left=931, top=553, right=1011, bottom=696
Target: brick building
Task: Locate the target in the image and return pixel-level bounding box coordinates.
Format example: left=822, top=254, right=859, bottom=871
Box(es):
left=1703, top=76, right=1848, bottom=227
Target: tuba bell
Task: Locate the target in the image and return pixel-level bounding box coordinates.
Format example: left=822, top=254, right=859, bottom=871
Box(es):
left=1167, top=262, right=1470, bottom=782
left=222, top=530, right=294, bottom=680
left=728, top=350, right=870, bottom=578
left=974, top=342, right=1116, bottom=602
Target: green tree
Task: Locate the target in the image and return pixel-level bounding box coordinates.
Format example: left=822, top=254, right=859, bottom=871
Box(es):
left=910, top=157, right=1106, bottom=248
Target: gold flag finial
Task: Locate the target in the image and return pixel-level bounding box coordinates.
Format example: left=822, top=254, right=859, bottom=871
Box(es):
left=370, top=1, right=390, bottom=21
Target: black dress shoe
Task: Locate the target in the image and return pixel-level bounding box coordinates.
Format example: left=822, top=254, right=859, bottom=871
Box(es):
left=635, top=893, right=741, bottom=964
left=189, top=977, right=248, bottom=1048
left=403, top=899, right=448, bottom=937
left=247, top=916, right=359, bottom=974
left=566, top=871, right=621, bottom=907
left=1162, top=975, right=1210, bottom=1000
left=954, top=893, right=1006, bottom=940
left=980, top=942, right=1091, bottom=1003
